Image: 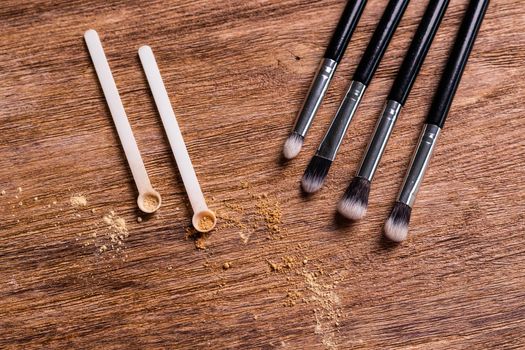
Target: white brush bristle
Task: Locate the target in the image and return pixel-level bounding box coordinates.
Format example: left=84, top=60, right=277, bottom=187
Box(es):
left=301, top=176, right=323, bottom=193
left=337, top=199, right=367, bottom=221
left=283, top=134, right=303, bottom=159
left=384, top=216, right=409, bottom=242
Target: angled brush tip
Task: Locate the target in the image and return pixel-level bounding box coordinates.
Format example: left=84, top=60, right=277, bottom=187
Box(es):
left=301, top=155, right=332, bottom=193
left=384, top=202, right=412, bottom=242
left=283, top=133, right=304, bottom=159
left=337, top=177, right=370, bottom=221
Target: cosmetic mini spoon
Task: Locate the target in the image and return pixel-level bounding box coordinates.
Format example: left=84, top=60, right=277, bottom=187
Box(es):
left=84, top=30, right=161, bottom=213
left=139, top=45, right=216, bottom=232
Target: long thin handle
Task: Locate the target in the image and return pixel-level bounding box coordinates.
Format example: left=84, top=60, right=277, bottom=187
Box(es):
left=324, top=0, right=368, bottom=63
left=138, top=46, right=208, bottom=214
left=84, top=29, right=153, bottom=195
left=388, top=0, right=449, bottom=105
left=352, top=0, right=410, bottom=85
left=426, top=0, right=489, bottom=128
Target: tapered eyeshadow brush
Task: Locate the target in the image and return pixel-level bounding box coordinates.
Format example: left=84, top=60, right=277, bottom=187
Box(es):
left=302, top=0, right=410, bottom=193
left=384, top=0, right=489, bottom=242
left=338, top=0, right=449, bottom=220
left=282, top=0, right=367, bottom=160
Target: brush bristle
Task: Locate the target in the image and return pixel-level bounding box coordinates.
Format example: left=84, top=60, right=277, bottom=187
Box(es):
left=301, top=155, right=332, bottom=193
left=283, top=133, right=304, bottom=159
left=337, top=177, right=370, bottom=221
left=384, top=202, right=412, bottom=242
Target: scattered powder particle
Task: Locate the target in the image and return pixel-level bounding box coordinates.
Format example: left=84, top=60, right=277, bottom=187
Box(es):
left=195, top=236, right=207, bottom=250
left=267, top=260, right=282, bottom=272
left=137, top=216, right=143, bottom=223
left=142, top=194, right=159, bottom=211
left=302, top=269, right=342, bottom=350
left=167, top=265, right=173, bottom=270
left=103, top=211, right=128, bottom=246
left=99, top=245, right=108, bottom=253
left=52, top=200, right=57, bottom=205
left=18, top=201, right=23, bottom=206
left=34, top=197, right=38, bottom=201
left=222, top=262, right=231, bottom=270
left=284, top=290, right=303, bottom=307
left=240, top=181, right=249, bottom=189
left=17, top=187, right=22, bottom=193
left=91, top=208, right=96, bottom=214
left=198, top=215, right=215, bottom=231
left=256, top=196, right=282, bottom=236
left=70, top=195, right=87, bottom=207
left=1, top=190, right=6, bottom=196
left=185, top=226, right=209, bottom=250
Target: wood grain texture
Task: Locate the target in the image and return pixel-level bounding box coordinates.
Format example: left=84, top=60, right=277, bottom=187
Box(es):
left=1, top=0, right=524, bottom=349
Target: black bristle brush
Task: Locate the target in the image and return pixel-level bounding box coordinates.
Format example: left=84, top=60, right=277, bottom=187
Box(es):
left=338, top=0, right=450, bottom=220
left=282, top=0, right=367, bottom=160
left=301, top=0, right=410, bottom=193
left=384, top=0, right=489, bottom=242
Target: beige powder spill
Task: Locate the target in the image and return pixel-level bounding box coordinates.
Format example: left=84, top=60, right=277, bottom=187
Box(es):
left=103, top=211, right=128, bottom=246
left=70, top=195, right=87, bottom=207
left=1, top=190, right=6, bottom=196
left=185, top=227, right=208, bottom=250
left=256, top=195, right=282, bottom=237
left=17, top=187, right=22, bottom=193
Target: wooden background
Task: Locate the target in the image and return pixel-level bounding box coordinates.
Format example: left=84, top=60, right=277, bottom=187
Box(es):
left=1, top=0, right=524, bottom=348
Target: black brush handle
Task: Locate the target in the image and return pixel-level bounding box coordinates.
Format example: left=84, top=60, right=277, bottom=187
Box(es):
left=352, top=0, right=410, bottom=85
left=426, top=0, right=489, bottom=128
left=388, top=0, right=449, bottom=105
left=324, top=0, right=368, bottom=63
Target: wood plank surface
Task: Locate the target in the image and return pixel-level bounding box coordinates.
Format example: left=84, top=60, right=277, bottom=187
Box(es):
left=1, top=0, right=524, bottom=348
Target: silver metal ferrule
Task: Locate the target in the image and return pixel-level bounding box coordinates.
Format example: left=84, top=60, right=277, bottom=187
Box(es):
left=293, top=58, right=337, bottom=137
left=397, top=123, right=441, bottom=207
left=357, top=100, right=402, bottom=181
left=317, top=80, right=366, bottom=161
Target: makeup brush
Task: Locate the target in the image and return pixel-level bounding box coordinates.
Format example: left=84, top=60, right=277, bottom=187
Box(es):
left=338, top=0, right=449, bottom=220
left=283, top=0, right=367, bottom=160
left=302, top=0, right=410, bottom=193
left=384, top=0, right=489, bottom=242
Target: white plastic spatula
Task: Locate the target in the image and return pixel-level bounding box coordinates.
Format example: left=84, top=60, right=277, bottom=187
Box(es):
left=138, top=45, right=216, bottom=233
left=84, top=30, right=161, bottom=213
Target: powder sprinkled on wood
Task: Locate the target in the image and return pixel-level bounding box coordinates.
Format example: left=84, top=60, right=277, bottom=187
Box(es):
left=103, top=211, right=128, bottom=246
left=70, top=195, right=87, bottom=207
left=256, top=195, right=282, bottom=236
left=1, top=190, right=6, bottom=196
left=222, top=262, right=231, bottom=270
left=185, top=227, right=209, bottom=250
left=137, top=216, right=143, bottom=223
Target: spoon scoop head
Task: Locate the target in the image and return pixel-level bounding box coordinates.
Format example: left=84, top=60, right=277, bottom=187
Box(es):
left=137, top=190, right=162, bottom=213
left=192, top=209, right=217, bottom=233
